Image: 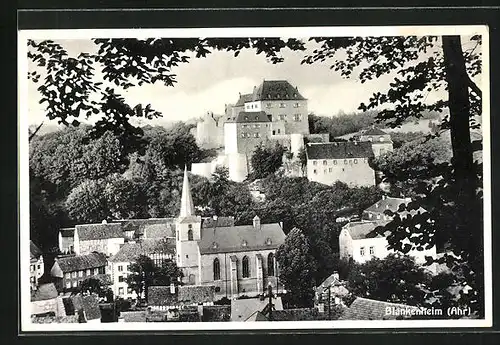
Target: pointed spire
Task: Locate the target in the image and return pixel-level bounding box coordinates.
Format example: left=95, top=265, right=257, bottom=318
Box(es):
left=180, top=166, right=195, bottom=218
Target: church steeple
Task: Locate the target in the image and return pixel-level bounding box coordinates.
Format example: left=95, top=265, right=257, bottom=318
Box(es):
left=179, top=166, right=195, bottom=217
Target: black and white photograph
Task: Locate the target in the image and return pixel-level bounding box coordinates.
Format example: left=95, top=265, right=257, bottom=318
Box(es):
left=18, top=25, right=491, bottom=330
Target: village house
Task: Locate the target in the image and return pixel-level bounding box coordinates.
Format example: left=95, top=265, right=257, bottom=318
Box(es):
left=175, top=167, right=286, bottom=298
left=58, top=228, right=75, bottom=254
left=363, top=195, right=425, bottom=221
left=358, top=127, right=394, bottom=157
left=73, top=222, right=125, bottom=257
left=305, top=141, right=376, bottom=187
left=339, top=219, right=437, bottom=265
left=193, top=111, right=226, bottom=149
left=230, top=295, right=284, bottom=321
left=108, top=238, right=176, bottom=299
left=110, top=218, right=176, bottom=241
left=30, top=240, right=44, bottom=290
left=148, top=285, right=216, bottom=312
left=31, top=283, right=65, bottom=318
left=50, top=252, right=109, bottom=292
left=314, top=272, right=350, bottom=312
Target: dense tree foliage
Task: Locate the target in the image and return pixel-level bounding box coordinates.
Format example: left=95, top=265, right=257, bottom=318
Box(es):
left=276, top=228, right=317, bottom=307
left=126, top=255, right=182, bottom=302
left=250, top=142, right=286, bottom=179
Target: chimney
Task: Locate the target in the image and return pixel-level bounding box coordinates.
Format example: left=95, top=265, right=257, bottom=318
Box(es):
left=253, top=215, right=261, bottom=229
left=382, top=195, right=387, bottom=200
left=170, top=283, right=176, bottom=294
left=333, top=271, right=340, bottom=281
left=375, top=203, right=379, bottom=208
left=101, top=219, right=107, bottom=224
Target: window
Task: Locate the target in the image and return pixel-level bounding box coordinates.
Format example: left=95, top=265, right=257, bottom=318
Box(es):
left=313, top=161, right=317, bottom=166
left=118, top=287, right=124, bottom=295
left=126, top=265, right=130, bottom=272
left=323, top=160, right=327, bottom=165
left=279, top=103, right=286, bottom=108
left=94, top=268, right=99, bottom=275
left=369, top=246, right=375, bottom=255
left=278, top=114, right=286, bottom=121
left=368, top=137, right=373, bottom=142
left=30, top=265, right=34, bottom=272
left=241, top=132, right=247, bottom=138
left=86, top=269, right=91, bottom=276
left=324, top=169, right=327, bottom=174
left=333, top=160, right=337, bottom=165
left=360, top=247, right=365, bottom=256
left=118, top=265, right=123, bottom=272
left=242, top=256, right=250, bottom=278
left=78, top=270, right=83, bottom=278
left=267, top=253, right=275, bottom=276
left=354, top=159, right=358, bottom=164
left=293, top=103, right=300, bottom=108
left=379, top=137, right=385, bottom=142
left=72, top=272, right=77, bottom=278
left=37, top=264, right=41, bottom=270
left=266, top=103, right=272, bottom=108
left=313, top=169, right=317, bottom=174
left=118, top=276, right=124, bottom=283
left=344, top=159, right=348, bottom=165
left=329, top=168, right=333, bottom=173
left=293, top=114, right=302, bottom=122
left=213, top=258, right=221, bottom=280
left=65, top=273, right=70, bottom=279
left=99, top=267, right=105, bottom=274
left=277, top=129, right=281, bottom=134
left=377, top=214, right=381, bottom=220
left=72, top=281, right=78, bottom=288
left=368, top=213, right=373, bottom=219
left=127, top=287, right=132, bottom=294
left=242, top=124, right=247, bottom=128
left=66, top=282, right=71, bottom=289
left=188, top=229, right=193, bottom=241
left=186, top=255, right=189, bottom=259
left=254, top=124, right=260, bottom=128
left=254, top=132, right=261, bottom=138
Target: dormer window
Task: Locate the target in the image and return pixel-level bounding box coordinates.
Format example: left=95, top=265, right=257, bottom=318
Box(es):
left=266, top=238, right=272, bottom=245
left=212, top=242, right=218, bottom=250
left=242, top=240, right=248, bottom=247
left=244, top=116, right=249, bottom=120
left=279, top=103, right=286, bottom=108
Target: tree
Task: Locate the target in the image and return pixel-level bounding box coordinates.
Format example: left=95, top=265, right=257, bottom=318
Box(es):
left=346, top=254, right=431, bottom=306
left=103, top=175, right=149, bottom=220
left=65, top=179, right=109, bottom=223
left=250, top=142, right=286, bottom=179
left=126, top=255, right=182, bottom=302
left=126, top=255, right=158, bottom=302
left=276, top=228, right=317, bottom=307
left=78, top=276, right=112, bottom=301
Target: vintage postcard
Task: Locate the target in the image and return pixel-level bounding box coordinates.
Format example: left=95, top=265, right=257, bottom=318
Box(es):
left=18, top=25, right=491, bottom=331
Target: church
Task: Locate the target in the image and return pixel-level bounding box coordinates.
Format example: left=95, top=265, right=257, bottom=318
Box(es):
left=176, top=167, right=286, bottom=298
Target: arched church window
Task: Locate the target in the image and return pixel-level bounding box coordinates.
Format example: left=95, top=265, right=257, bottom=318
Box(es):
left=267, top=253, right=275, bottom=276
left=242, top=256, right=250, bottom=278
left=188, top=226, right=193, bottom=241
left=213, top=258, right=221, bottom=280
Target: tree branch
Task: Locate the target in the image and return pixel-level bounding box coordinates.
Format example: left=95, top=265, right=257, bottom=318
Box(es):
left=29, top=122, right=44, bottom=142
left=468, top=76, right=482, bottom=99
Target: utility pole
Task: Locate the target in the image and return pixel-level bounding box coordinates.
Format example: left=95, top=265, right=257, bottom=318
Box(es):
left=328, top=287, right=331, bottom=320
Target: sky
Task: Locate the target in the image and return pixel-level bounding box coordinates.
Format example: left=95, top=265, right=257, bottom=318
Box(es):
left=26, top=37, right=464, bottom=128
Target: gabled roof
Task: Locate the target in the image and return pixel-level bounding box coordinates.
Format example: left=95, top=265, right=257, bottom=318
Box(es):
left=230, top=297, right=283, bottom=321
left=31, top=283, right=58, bottom=302
left=364, top=197, right=426, bottom=217
left=305, top=142, right=374, bottom=160
left=201, top=216, right=235, bottom=229
left=252, top=80, right=306, bottom=101
left=317, top=273, right=342, bottom=291
left=343, top=220, right=391, bottom=240
left=143, top=223, right=176, bottom=239
left=361, top=127, right=390, bottom=136
left=234, top=93, right=253, bottom=106
left=147, top=285, right=216, bottom=306
left=340, top=297, right=418, bottom=320
left=109, top=238, right=176, bottom=263
left=75, top=223, right=123, bottom=241
left=245, top=310, right=268, bottom=321
left=198, top=223, right=285, bottom=254
left=30, top=240, right=42, bottom=260
left=230, top=111, right=271, bottom=123
left=55, top=252, right=107, bottom=272
left=59, top=228, right=75, bottom=238
left=112, top=218, right=176, bottom=237
left=69, top=294, right=101, bottom=321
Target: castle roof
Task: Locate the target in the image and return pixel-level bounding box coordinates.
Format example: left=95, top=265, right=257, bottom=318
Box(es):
left=252, top=80, right=306, bottom=101
left=54, top=252, right=107, bottom=273
left=198, top=223, right=285, bottom=254
left=75, top=223, right=123, bottom=241
left=343, top=220, right=391, bottom=240
left=229, top=111, right=271, bottom=123
left=109, top=238, right=176, bottom=263
left=234, top=93, right=253, bottom=106
left=305, top=141, right=374, bottom=160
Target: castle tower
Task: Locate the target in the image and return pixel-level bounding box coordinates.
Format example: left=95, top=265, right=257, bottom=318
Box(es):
left=176, top=166, right=202, bottom=285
